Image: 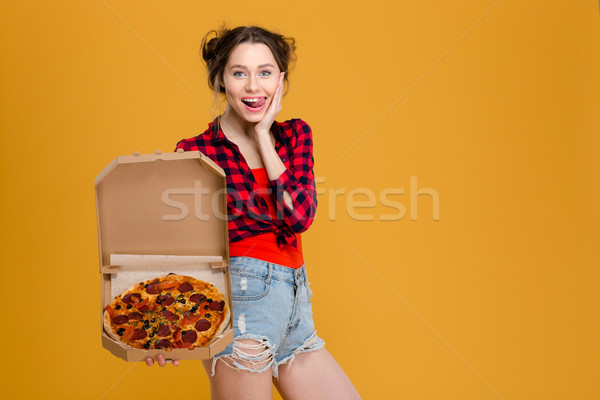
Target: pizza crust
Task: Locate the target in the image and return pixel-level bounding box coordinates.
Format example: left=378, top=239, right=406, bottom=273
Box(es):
left=103, top=310, right=123, bottom=344
left=213, top=304, right=230, bottom=340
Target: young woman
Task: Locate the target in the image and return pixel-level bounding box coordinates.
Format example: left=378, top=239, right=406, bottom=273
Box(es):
left=146, top=25, right=361, bottom=400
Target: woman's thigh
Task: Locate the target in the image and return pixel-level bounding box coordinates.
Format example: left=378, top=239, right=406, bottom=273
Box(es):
left=202, top=354, right=274, bottom=400
left=274, top=348, right=361, bottom=400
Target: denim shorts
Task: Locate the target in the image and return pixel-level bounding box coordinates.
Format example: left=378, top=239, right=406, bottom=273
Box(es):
left=212, top=256, right=325, bottom=378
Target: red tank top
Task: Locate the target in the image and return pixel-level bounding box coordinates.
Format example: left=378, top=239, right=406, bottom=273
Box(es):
left=228, top=167, right=304, bottom=268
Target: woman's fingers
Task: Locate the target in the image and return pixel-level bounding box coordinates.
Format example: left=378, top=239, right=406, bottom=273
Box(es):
left=267, top=72, right=285, bottom=118
left=144, top=354, right=179, bottom=367
left=273, top=72, right=284, bottom=113
left=157, top=354, right=167, bottom=367
left=255, top=71, right=285, bottom=134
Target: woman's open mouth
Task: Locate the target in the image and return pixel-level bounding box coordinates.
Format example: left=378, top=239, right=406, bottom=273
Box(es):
left=241, top=96, right=267, bottom=112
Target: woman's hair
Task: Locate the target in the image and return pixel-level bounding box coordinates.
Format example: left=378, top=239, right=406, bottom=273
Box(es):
left=201, top=25, right=296, bottom=97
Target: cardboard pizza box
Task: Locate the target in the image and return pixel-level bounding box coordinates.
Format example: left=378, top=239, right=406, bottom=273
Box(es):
left=95, top=149, right=233, bottom=362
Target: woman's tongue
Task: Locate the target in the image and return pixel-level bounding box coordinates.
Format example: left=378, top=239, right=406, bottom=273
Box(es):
left=244, top=97, right=266, bottom=108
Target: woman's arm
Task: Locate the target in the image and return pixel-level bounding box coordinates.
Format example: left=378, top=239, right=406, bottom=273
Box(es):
left=256, top=131, right=293, bottom=211
left=255, top=73, right=317, bottom=233
left=258, top=119, right=317, bottom=233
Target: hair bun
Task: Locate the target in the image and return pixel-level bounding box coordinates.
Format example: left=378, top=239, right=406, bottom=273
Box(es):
left=201, top=31, right=222, bottom=65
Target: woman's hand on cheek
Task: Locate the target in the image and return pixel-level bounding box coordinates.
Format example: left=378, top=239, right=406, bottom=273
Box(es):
left=255, top=71, right=285, bottom=136
left=145, top=355, right=179, bottom=367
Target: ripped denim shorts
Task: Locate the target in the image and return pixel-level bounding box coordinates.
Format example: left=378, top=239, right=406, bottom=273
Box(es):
left=211, top=256, right=325, bottom=378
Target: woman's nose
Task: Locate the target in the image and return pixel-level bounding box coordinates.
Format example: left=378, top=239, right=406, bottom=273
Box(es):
left=246, top=75, right=259, bottom=91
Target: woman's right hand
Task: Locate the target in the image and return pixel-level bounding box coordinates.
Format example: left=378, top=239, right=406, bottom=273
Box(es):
left=145, top=354, right=179, bottom=367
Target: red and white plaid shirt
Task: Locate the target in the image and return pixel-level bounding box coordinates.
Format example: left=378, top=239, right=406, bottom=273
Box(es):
left=174, top=117, right=317, bottom=249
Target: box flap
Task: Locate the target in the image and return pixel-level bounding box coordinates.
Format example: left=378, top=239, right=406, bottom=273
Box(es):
left=95, top=150, right=229, bottom=267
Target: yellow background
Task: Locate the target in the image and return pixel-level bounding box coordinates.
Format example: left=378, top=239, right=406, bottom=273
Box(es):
left=1, top=1, right=599, bottom=398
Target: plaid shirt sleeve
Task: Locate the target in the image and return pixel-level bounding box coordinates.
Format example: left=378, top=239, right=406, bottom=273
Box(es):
left=269, top=119, right=317, bottom=233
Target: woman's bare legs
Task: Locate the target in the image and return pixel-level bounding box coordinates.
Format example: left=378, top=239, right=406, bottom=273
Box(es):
left=202, top=338, right=274, bottom=400
left=274, top=348, right=361, bottom=400
left=203, top=346, right=360, bottom=400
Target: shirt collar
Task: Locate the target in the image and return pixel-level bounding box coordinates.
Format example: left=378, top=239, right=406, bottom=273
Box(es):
left=209, top=115, right=282, bottom=145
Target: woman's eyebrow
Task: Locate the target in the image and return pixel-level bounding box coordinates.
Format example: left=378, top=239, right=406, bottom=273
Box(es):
left=229, top=63, right=276, bottom=70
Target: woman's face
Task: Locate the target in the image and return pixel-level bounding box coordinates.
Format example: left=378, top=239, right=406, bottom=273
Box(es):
left=222, top=42, right=281, bottom=124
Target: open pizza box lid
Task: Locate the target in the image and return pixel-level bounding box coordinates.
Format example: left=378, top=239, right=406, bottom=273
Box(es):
left=95, top=149, right=233, bottom=361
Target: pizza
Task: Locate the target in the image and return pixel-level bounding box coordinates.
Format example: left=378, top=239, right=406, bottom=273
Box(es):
left=103, top=274, right=230, bottom=350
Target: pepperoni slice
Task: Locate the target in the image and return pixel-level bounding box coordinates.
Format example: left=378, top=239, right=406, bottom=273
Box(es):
left=162, top=310, right=179, bottom=322
left=112, top=315, right=129, bottom=325
left=178, top=282, right=193, bottom=293
left=195, top=319, right=211, bottom=332
left=122, top=293, right=142, bottom=304
left=157, top=324, right=171, bottom=337
left=146, top=283, right=159, bottom=295
left=128, top=312, right=142, bottom=320
left=155, top=339, right=172, bottom=349
left=131, top=328, right=147, bottom=340
left=209, top=300, right=225, bottom=311
left=189, top=294, right=207, bottom=304
left=157, top=294, right=174, bottom=306
left=181, top=330, right=197, bottom=343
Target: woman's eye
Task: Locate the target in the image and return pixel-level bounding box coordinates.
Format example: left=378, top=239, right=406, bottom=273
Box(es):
left=232, top=71, right=246, bottom=78
left=259, top=71, right=272, bottom=77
